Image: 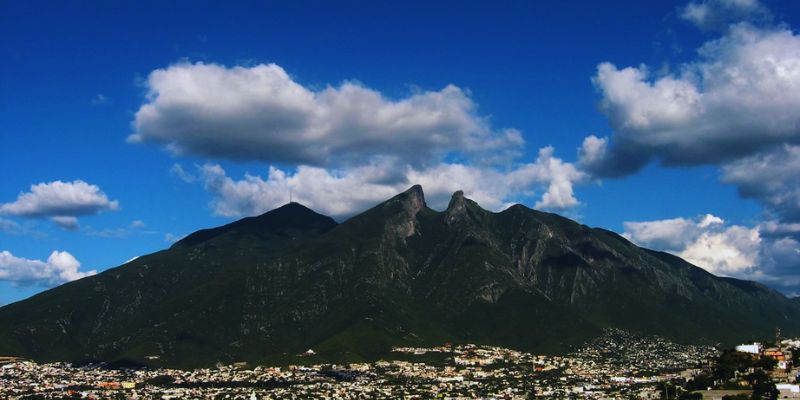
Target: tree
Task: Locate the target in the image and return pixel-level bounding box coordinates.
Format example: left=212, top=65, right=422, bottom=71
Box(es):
left=755, top=356, right=777, bottom=371
left=751, top=380, right=778, bottom=400
left=748, top=370, right=778, bottom=400
left=685, top=374, right=712, bottom=391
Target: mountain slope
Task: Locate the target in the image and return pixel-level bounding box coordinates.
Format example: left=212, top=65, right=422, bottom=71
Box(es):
left=1, top=186, right=798, bottom=367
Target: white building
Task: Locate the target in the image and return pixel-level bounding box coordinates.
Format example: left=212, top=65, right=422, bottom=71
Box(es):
left=776, top=384, right=800, bottom=398
left=735, top=343, right=762, bottom=354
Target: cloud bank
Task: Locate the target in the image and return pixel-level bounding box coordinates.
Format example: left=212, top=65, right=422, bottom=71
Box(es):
left=624, top=213, right=800, bottom=292
left=0, top=250, right=96, bottom=287
left=581, top=0, right=800, bottom=292
left=137, top=62, right=586, bottom=216
left=192, top=145, right=584, bottom=219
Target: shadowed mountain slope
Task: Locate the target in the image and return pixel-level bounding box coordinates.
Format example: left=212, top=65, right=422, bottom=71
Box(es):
left=1, top=186, right=798, bottom=368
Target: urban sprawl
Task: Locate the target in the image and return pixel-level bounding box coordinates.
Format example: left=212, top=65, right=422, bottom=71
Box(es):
left=3, top=329, right=800, bottom=399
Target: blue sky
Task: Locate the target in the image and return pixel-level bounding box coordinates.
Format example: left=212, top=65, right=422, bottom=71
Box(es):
left=2, top=0, right=800, bottom=304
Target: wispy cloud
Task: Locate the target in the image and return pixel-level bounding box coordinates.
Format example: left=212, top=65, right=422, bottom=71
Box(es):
left=84, top=219, right=152, bottom=239
left=90, top=93, right=110, bottom=105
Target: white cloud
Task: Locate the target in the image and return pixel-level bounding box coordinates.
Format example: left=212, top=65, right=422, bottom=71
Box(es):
left=759, top=220, right=800, bottom=236
left=191, top=146, right=584, bottom=219
left=680, top=0, right=771, bottom=30
left=91, top=94, right=110, bottom=105
left=0, top=218, right=21, bottom=234
left=0, top=250, right=96, bottom=287
left=582, top=5, right=800, bottom=288
left=584, top=23, right=800, bottom=176
left=623, top=217, right=702, bottom=250
left=200, top=162, right=408, bottom=218
left=721, top=144, right=800, bottom=222
left=761, top=236, right=800, bottom=274
left=51, top=216, right=79, bottom=231
left=516, top=147, right=585, bottom=209
left=130, top=62, right=524, bottom=167
left=678, top=225, right=761, bottom=276
left=0, top=180, right=120, bottom=220
left=164, top=233, right=184, bottom=243
left=0, top=217, right=46, bottom=238
left=408, top=147, right=585, bottom=211
left=698, top=213, right=725, bottom=227
left=84, top=225, right=142, bottom=239
left=577, top=135, right=609, bottom=170
left=170, top=163, right=197, bottom=183
left=140, top=62, right=589, bottom=216
left=623, top=213, right=800, bottom=283
left=590, top=1, right=800, bottom=291
left=81, top=220, right=151, bottom=240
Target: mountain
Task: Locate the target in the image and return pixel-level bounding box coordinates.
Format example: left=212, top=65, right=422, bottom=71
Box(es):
left=1, top=186, right=799, bottom=368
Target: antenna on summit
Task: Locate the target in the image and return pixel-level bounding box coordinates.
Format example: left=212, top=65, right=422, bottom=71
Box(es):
left=289, top=189, right=293, bottom=204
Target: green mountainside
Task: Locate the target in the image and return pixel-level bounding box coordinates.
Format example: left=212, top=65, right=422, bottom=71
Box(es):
left=1, top=186, right=799, bottom=368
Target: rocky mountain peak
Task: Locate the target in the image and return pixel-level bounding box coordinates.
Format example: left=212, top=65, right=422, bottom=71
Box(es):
left=376, top=185, right=428, bottom=239
left=445, top=190, right=468, bottom=224
left=401, top=184, right=426, bottom=216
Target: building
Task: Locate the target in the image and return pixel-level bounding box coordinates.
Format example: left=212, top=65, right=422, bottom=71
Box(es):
left=762, top=347, right=793, bottom=371
left=735, top=343, right=762, bottom=354
left=777, top=384, right=800, bottom=398
left=765, top=348, right=786, bottom=361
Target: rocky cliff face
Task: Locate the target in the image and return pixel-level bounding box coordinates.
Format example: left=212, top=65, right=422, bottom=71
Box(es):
left=1, top=186, right=799, bottom=367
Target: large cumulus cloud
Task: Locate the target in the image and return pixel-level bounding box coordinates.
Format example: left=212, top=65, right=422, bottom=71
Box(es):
left=130, top=62, right=524, bottom=166
left=581, top=23, right=800, bottom=177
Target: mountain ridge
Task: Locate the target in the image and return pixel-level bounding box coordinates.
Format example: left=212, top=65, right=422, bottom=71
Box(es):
left=1, top=185, right=798, bottom=368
